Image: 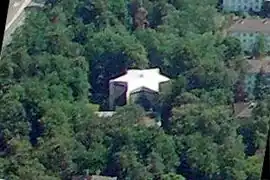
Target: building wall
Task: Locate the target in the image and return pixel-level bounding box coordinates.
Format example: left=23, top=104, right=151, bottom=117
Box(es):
left=223, top=0, right=263, bottom=12
left=109, top=79, right=170, bottom=110
left=109, top=82, right=127, bottom=110
left=129, top=90, right=159, bottom=111
left=159, top=81, right=171, bottom=95
left=230, top=32, right=270, bottom=52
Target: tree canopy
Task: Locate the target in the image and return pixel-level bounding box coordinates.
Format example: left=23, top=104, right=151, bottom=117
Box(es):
left=0, top=0, right=268, bottom=179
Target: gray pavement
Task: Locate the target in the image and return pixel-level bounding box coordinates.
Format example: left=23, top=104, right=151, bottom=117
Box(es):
left=3, top=11, right=26, bottom=47
left=2, top=0, right=31, bottom=47
left=6, top=0, right=25, bottom=29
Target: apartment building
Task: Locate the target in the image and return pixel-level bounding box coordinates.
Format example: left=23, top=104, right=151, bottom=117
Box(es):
left=222, top=0, right=264, bottom=12
left=227, top=18, right=270, bottom=53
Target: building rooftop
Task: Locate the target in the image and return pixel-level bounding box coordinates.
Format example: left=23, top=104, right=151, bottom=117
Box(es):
left=110, top=68, right=170, bottom=94
left=228, top=18, right=270, bottom=33
left=95, top=111, right=115, bottom=118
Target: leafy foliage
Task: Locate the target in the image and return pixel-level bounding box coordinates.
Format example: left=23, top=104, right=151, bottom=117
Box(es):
left=0, top=0, right=268, bottom=179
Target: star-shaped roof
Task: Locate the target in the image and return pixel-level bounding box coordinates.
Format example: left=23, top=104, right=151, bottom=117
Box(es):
left=110, top=68, right=170, bottom=95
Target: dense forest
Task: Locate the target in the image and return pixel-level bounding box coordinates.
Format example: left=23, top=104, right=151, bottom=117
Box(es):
left=0, top=0, right=269, bottom=179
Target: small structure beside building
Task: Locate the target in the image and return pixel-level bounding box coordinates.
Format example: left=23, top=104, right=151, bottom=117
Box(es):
left=95, top=110, right=162, bottom=127
left=108, top=68, right=170, bottom=111
left=228, top=18, right=270, bottom=53
left=94, top=111, right=116, bottom=118
left=72, top=175, right=117, bottom=180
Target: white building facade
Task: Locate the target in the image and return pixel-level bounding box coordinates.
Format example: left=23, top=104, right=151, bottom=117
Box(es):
left=222, top=0, right=264, bottom=12
left=228, top=19, right=270, bottom=53
left=109, top=68, right=170, bottom=110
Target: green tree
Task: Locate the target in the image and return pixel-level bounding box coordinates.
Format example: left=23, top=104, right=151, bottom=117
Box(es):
left=170, top=102, right=247, bottom=179
left=161, top=173, right=186, bottom=180
left=253, top=35, right=266, bottom=58
left=222, top=36, right=242, bottom=60
left=0, top=138, right=60, bottom=179
left=244, top=155, right=264, bottom=180
left=253, top=68, right=270, bottom=100
left=0, top=0, right=265, bottom=179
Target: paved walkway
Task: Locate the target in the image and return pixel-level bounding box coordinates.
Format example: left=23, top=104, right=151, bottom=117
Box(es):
left=2, top=0, right=32, bottom=47
left=5, top=0, right=32, bottom=31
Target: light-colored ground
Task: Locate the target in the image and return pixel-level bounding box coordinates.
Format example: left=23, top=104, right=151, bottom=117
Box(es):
left=2, top=0, right=32, bottom=47
left=5, top=0, right=22, bottom=27
left=5, top=0, right=23, bottom=28
left=3, top=11, right=26, bottom=47
left=5, top=0, right=31, bottom=31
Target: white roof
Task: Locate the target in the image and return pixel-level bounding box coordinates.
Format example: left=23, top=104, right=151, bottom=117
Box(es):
left=95, top=111, right=115, bottom=118
left=110, top=68, right=170, bottom=94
